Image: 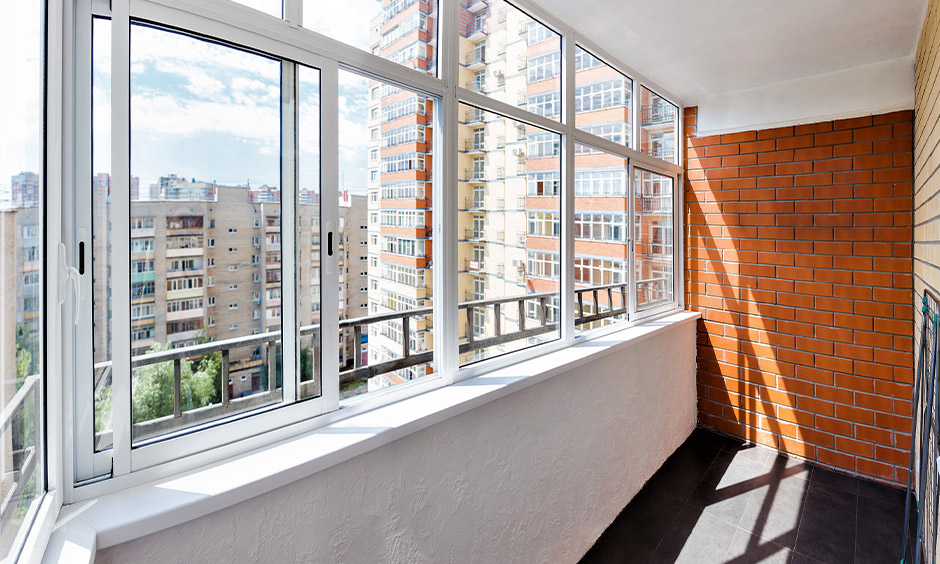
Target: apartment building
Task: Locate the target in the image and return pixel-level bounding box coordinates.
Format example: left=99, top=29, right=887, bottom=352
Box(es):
left=366, top=0, right=437, bottom=390
left=90, top=175, right=368, bottom=403
left=359, top=0, right=677, bottom=377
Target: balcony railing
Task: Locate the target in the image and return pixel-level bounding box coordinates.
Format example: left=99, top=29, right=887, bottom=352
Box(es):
left=468, top=22, right=488, bottom=38
left=465, top=139, right=485, bottom=152
left=465, top=167, right=485, bottom=181
left=0, top=374, right=39, bottom=534
left=646, top=148, right=675, bottom=162
left=465, top=51, right=485, bottom=67
left=636, top=276, right=671, bottom=306
left=465, top=109, right=485, bottom=123
left=93, top=282, right=643, bottom=446
left=641, top=104, right=676, bottom=126
left=641, top=195, right=673, bottom=213
left=466, top=80, right=487, bottom=94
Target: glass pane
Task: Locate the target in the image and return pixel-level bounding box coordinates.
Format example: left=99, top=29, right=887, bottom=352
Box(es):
left=458, top=103, right=560, bottom=365
left=340, top=69, right=434, bottom=399
left=92, top=18, right=113, bottom=451
left=126, top=25, right=283, bottom=443
left=634, top=169, right=674, bottom=310
left=457, top=1, right=561, bottom=121
left=0, top=0, right=44, bottom=556
left=639, top=86, right=677, bottom=164
left=573, top=143, right=628, bottom=332
left=575, top=46, right=632, bottom=149
left=298, top=65, right=322, bottom=401
left=232, top=0, right=282, bottom=18
left=303, top=0, right=438, bottom=77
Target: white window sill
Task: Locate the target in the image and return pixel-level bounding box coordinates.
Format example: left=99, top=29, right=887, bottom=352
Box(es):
left=42, top=311, right=699, bottom=563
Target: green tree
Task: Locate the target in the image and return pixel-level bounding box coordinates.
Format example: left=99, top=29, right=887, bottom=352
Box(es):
left=131, top=342, right=220, bottom=423
left=91, top=338, right=224, bottom=429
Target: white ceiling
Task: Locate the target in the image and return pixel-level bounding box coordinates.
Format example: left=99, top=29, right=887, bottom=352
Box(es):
left=532, top=0, right=927, bottom=105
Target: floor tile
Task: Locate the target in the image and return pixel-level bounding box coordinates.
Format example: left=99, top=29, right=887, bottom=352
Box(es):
left=763, top=455, right=813, bottom=484
left=724, top=443, right=774, bottom=468
left=649, top=504, right=739, bottom=564
left=856, top=477, right=906, bottom=505
left=793, top=481, right=857, bottom=563
left=724, top=527, right=792, bottom=563
left=738, top=476, right=808, bottom=549
left=579, top=485, right=685, bottom=563
left=855, top=494, right=905, bottom=564
left=644, top=445, right=718, bottom=504
left=809, top=467, right=859, bottom=496
left=580, top=428, right=910, bottom=564
left=788, top=553, right=825, bottom=564
left=688, top=449, right=766, bottom=527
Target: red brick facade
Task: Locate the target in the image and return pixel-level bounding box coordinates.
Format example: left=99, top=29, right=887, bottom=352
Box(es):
left=684, top=107, right=915, bottom=484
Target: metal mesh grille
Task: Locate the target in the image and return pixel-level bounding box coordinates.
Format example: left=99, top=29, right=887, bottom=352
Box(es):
left=905, top=289, right=940, bottom=564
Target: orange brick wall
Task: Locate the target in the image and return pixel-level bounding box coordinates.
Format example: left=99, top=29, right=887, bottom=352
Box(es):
left=684, top=107, right=915, bottom=484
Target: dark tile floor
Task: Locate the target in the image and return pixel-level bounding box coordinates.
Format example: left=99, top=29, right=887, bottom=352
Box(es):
left=580, top=428, right=912, bottom=563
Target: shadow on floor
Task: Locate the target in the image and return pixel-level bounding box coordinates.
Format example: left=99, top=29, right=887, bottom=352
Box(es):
left=579, top=427, right=913, bottom=564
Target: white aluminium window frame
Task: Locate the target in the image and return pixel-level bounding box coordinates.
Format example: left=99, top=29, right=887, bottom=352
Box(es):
left=58, top=0, right=684, bottom=506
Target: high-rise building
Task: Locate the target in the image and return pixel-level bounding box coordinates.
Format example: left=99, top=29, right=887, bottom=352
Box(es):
left=361, top=0, right=676, bottom=372
left=91, top=174, right=369, bottom=406
left=10, top=172, right=39, bottom=208
left=365, top=0, right=437, bottom=390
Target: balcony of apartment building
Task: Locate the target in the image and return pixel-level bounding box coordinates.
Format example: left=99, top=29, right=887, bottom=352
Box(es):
left=467, top=20, right=488, bottom=42
left=466, top=0, right=488, bottom=14
left=15, top=1, right=940, bottom=563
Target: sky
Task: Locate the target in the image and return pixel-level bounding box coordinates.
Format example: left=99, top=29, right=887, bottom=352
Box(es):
left=0, top=0, right=43, bottom=204
left=6, top=0, right=390, bottom=202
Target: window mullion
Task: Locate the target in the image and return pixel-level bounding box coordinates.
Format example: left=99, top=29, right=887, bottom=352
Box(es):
left=281, top=61, right=298, bottom=404
left=627, top=161, right=637, bottom=321
left=71, top=0, right=96, bottom=485
left=319, top=58, right=340, bottom=411
left=110, top=0, right=132, bottom=477
left=436, top=0, right=458, bottom=385
left=561, top=32, right=575, bottom=345
left=284, top=0, right=301, bottom=27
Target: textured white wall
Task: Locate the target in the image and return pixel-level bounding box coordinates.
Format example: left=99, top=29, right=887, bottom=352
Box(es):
left=96, top=320, right=696, bottom=564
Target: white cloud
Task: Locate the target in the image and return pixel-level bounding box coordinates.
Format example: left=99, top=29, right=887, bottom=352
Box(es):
left=0, top=1, right=43, bottom=194
left=302, top=0, right=382, bottom=52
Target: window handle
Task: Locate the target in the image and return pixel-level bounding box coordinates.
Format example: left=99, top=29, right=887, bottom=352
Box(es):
left=57, top=242, right=81, bottom=326
left=325, top=222, right=336, bottom=275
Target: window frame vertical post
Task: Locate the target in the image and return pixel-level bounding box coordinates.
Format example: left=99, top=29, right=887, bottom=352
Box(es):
left=561, top=31, right=575, bottom=345
left=318, top=59, right=340, bottom=412
left=109, top=0, right=132, bottom=477
left=281, top=60, right=299, bottom=404
left=436, top=0, right=458, bottom=385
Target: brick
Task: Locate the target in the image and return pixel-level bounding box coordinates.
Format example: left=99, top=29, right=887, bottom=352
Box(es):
left=855, top=425, right=893, bottom=446
left=856, top=458, right=896, bottom=481
left=853, top=124, right=893, bottom=142
left=832, top=141, right=873, bottom=157
left=797, top=396, right=834, bottom=416
left=721, top=131, right=757, bottom=144
left=776, top=135, right=815, bottom=150
left=836, top=436, right=874, bottom=458
left=836, top=404, right=874, bottom=427
left=739, top=140, right=776, bottom=153
left=687, top=109, right=913, bottom=481
left=706, top=144, right=741, bottom=157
